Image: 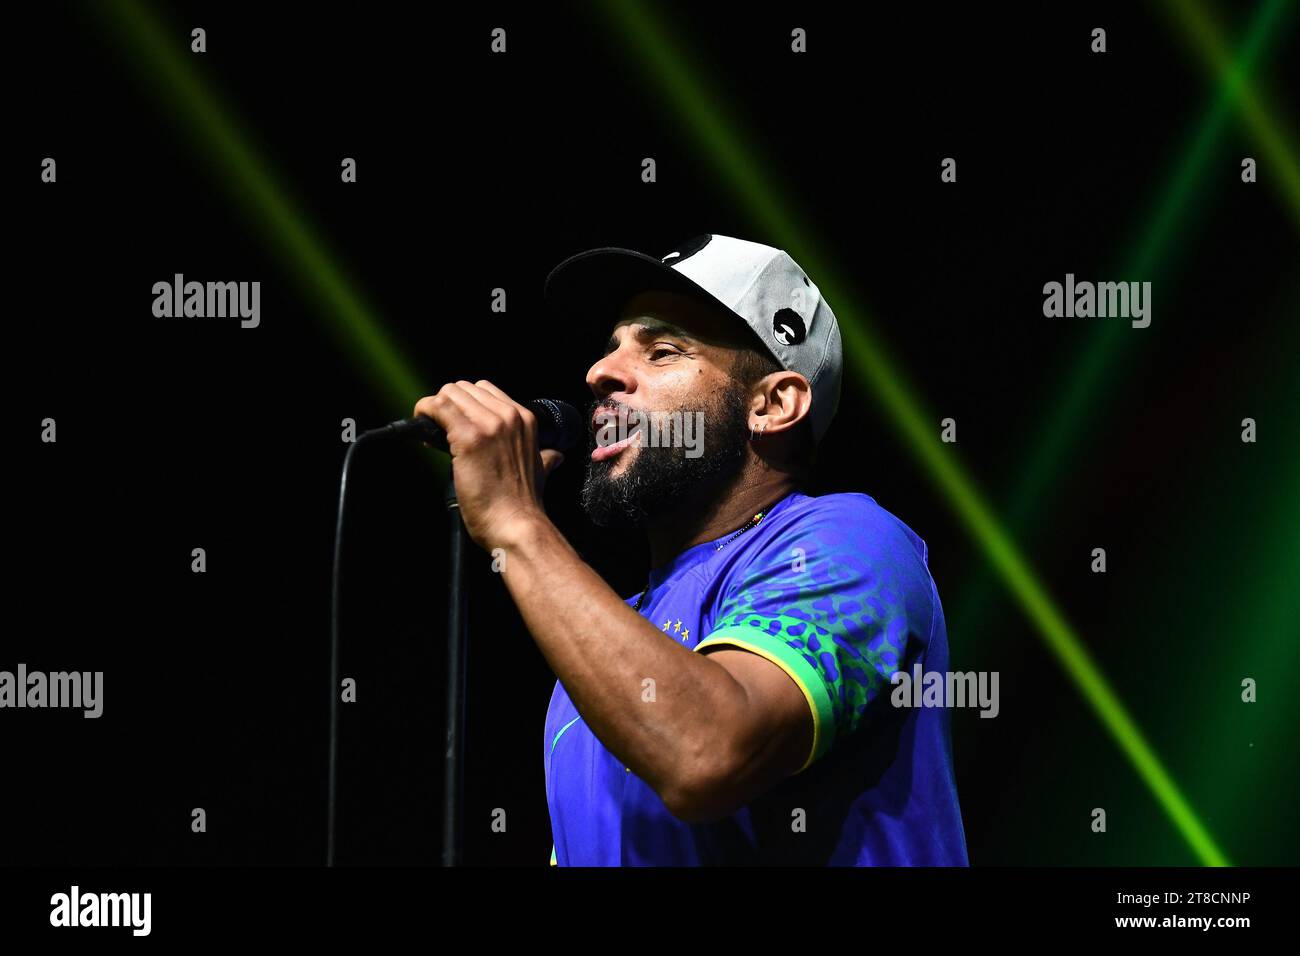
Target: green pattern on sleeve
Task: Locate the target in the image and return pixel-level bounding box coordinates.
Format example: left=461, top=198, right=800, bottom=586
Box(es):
left=701, top=531, right=913, bottom=768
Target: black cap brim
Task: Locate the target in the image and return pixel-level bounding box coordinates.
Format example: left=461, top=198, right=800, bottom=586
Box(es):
left=543, top=246, right=736, bottom=338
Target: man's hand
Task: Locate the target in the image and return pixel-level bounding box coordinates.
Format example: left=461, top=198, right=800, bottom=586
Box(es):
left=412, top=380, right=565, bottom=551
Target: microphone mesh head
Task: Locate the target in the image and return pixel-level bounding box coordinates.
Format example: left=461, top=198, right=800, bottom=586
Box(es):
left=530, top=399, right=584, bottom=452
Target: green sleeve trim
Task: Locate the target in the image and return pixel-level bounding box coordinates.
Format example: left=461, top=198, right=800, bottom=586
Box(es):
left=694, top=626, right=835, bottom=772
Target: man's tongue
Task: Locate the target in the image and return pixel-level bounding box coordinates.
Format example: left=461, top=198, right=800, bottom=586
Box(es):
left=591, top=429, right=640, bottom=462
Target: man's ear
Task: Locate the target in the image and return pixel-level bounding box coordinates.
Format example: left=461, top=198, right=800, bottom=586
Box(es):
left=752, top=371, right=812, bottom=435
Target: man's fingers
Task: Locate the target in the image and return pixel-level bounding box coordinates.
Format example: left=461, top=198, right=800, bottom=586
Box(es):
left=450, top=380, right=533, bottom=440
left=475, top=379, right=538, bottom=437
left=415, top=383, right=499, bottom=444
left=472, top=379, right=516, bottom=409
left=412, top=381, right=540, bottom=452
left=450, top=379, right=509, bottom=417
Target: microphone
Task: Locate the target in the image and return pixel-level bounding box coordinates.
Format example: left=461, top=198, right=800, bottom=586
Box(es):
left=378, top=398, right=585, bottom=453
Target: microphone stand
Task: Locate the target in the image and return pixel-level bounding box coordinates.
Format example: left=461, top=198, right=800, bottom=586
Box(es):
left=329, top=405, right=575, bottom=867
left=328, top=433, right=470, bottom=868
left=441, top=465, right=469, bottom=866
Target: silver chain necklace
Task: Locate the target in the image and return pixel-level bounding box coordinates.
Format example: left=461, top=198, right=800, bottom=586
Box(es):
left=632, top=510, right=767, bottom=613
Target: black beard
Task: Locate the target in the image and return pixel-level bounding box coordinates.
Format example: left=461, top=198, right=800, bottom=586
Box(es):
left=580, top=380, right=751, bottom=529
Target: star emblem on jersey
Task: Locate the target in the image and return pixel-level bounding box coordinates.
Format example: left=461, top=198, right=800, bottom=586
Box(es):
left=661, top=619, right=690, bottom=641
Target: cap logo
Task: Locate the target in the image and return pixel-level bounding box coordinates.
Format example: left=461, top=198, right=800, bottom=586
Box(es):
left=772, top=307, right=806, bottom=346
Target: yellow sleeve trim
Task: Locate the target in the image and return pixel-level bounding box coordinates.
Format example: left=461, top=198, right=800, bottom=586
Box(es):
left=693, top=629, right=833, bottom=773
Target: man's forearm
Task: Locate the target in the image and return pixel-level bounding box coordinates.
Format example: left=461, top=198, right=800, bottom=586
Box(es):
left=497, top=513, right=749, bottom=810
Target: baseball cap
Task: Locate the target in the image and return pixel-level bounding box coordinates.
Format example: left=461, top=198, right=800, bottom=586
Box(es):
left=544, top=234, right=843, bottom=444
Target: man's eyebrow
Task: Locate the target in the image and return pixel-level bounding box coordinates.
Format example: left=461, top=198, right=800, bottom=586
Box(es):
left=602, top=321, right=696, bottom=356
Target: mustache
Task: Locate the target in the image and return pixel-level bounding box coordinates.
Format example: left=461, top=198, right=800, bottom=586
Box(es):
left=586, top=399, right=640, bottom=438
left=586, top=400, right=717, bottom=461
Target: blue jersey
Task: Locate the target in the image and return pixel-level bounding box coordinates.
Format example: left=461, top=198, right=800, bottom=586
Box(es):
left=544, top=488, right=968, bottom=865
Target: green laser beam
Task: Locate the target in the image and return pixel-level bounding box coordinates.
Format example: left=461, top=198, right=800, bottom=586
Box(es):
left=598, top=0, right=1230, bottom=864
left=948, top=0, right=1292, bottom=661
left=1184, top=368, right=1300, bottom=844
left=96, top=0, right=449, bottom=482
left=1162, top=0, right=1300, bottom=228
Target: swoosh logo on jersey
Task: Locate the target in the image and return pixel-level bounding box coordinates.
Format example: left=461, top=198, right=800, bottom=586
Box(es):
left=550, top=714, right=583, bottom=754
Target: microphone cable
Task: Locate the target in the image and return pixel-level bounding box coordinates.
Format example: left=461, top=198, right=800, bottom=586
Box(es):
left=326, top=402, right=577, bottom=865
left=328, top=422, right=434, bottom=866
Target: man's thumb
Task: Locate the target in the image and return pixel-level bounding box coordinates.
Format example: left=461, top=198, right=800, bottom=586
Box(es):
left=539, top=449, right=565, bottom=476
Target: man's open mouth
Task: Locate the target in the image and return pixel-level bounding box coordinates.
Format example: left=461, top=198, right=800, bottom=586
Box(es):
left=595, top=424, right=644, bottom=463
left=591, top=407, right=643, bottom=462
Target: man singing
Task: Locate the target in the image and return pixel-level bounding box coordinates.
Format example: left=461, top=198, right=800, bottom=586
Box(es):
left=412, top=234, right=968, bottom=865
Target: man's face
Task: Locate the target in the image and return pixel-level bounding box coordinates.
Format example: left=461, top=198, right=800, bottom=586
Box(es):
left=580, top=289, right=755, bottom=528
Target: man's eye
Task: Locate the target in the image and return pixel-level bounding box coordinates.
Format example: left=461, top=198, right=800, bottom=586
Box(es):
left=650, top=347, right=679, bottom=360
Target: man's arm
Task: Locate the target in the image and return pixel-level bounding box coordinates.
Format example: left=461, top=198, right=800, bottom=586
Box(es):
left=413, top=378, right=812, bottom=823
left=501, top=513, right=813, bottom=824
